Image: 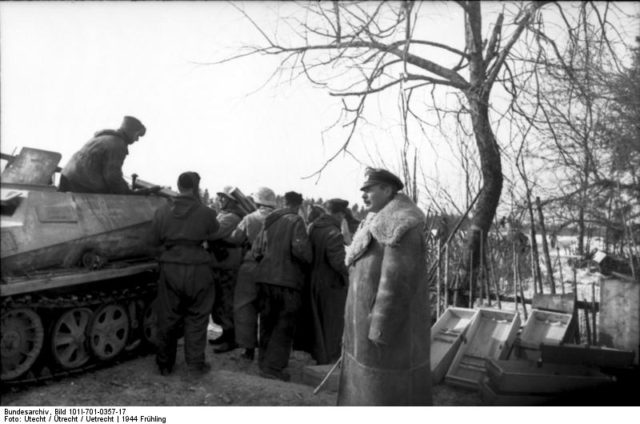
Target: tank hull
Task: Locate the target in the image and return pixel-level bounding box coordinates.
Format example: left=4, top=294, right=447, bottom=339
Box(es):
left=1, top=147, right=171, bottom=383
left=2, top=187, right=166, bottom=277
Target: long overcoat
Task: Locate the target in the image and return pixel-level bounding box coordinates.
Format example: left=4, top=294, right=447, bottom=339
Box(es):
left=337, top=193, right=432, bottom=406
left=308, top=214, right=348, bottom=364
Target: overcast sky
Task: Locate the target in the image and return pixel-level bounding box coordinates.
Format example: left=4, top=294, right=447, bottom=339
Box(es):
left=1, top=1, right=638, bottom=210
left=0, top=1, right=475, bottom=208
left=0, top=2, right=363, bottom=206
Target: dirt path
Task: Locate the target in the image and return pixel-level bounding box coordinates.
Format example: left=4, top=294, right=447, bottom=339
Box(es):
left=1, top=346, right=481, bottom=406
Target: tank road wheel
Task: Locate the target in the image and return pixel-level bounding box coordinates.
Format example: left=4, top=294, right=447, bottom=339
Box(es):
left=88, top=304, right=130, bottom=361
left=1, top=308, right=44, bottom=381
left=142, top=301, right=158, bottom=347
left=50, top=308, right=93, bottom=369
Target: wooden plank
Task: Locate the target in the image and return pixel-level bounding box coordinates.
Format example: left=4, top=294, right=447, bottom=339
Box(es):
left=0, top=262, right=158, bottom=296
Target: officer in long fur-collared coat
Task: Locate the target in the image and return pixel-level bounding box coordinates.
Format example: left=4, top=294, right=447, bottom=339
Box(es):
left=338, top=168, right=432, bottom=406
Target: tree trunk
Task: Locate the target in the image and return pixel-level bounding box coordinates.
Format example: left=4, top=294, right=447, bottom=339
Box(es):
left=461, top=95, right=503, bottom=301
left=456, top=2, right=504, bottom=304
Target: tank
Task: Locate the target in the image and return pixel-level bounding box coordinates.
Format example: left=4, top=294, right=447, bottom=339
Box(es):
left=1, top=147, right=173, bottom=383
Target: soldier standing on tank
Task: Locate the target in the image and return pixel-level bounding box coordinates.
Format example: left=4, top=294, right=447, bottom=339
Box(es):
left=208, top=187, right=245, bottom=354
left=59, top=116, right=157, bottom=194
left=338, top=168, right=432, bottom=405
left=149, top=172, right=219, bottom=376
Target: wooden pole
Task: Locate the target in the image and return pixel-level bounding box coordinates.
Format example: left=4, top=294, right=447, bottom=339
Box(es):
left=583, top=298, right=592, bottom=345
left=484, top=238, right=491, bottom=307
left=572, top=267, right=580, bottom=343
left=513, top=240, right=520, bottom=319
left=623, top=212, right=638, bottom=280
left=469, top=249, right=474, bottom=309
left=517, top=256, right=528, bottom=321
left=489, top=244, right=502, bottom=309
left=556, top=245, right=565, bottom=295
left=444, top=244, right=450, bottom=310
left=452, top=273, right=459, bottom=307
left=436, top=239, right=441, bottom=318
left=530, top=242, right=537, bottom=295
left=591, top=282, right=597, bottom=345
left=536, top=197, right=556, bottom=294
left=314, top=356, right=342, bottom=395
left=479, top=232, right=485, bottom=306
left=526, top=192, right=543, bottom=294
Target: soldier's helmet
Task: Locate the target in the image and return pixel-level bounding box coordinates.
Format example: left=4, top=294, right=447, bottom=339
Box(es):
left=253, top=187, right=277, bottom=208
left=217, top=186, right=237, bottom=203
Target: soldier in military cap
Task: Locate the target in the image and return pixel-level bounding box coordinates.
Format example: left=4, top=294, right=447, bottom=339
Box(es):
left=338, top=167, right=432, bottom=405
left=150, top=171, right=219, bottom=377
left=59, top=116, right=152, bottom=194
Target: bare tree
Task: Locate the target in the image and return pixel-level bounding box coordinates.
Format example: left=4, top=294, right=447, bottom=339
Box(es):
left=222, top=1, right=633, bottom=296
left=506, top=3, right=639, bottom=256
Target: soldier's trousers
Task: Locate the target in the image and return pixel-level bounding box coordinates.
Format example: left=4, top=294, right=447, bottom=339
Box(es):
left=257, top=283, right=301, bottom=373
left=211, top=268, right=238, bottom=336
left=233, top=259, right=259, bottom=349
left=155, top=263, right=215, bottom=368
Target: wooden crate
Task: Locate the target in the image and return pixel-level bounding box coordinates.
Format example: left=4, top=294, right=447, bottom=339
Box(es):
left=513, top=309, right=573, bottom=360
left=430, top=307, right=478, bottom=384
left=480, top=377, right=554, bottom=406
left=541, top=343, right=635, bottom=369
left=445, top=308, right=520, bottom=390
left=485, top=358, right=614, bottom=395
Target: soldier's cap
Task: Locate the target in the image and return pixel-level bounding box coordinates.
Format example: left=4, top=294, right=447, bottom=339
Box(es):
left=325, top=198, right=349, bottom=214
left=120, top=116, right=146, bottom=137
left=217, top=186, right=237, bottom=202
left=284, top=191, right=303, bottom=206
left=360, top=167, right=404, bottom=191
left=177, top=171, right=200, bottom=190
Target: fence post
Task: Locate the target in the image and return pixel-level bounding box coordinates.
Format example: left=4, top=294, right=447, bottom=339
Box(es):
left=536, top=197, right=556, bottom=294
left=572, top=267, right=580, bottom=343
left=591, top=282, right=597, bottom=345
left=468, top=249, right=474, bottom=309
left=479, top=232, right=485, bottom=306
left=444, top=243, right=449, bottom=311
left=436, top=239, right=441, bottom=318
left=513, top=240, right=520, bottom=319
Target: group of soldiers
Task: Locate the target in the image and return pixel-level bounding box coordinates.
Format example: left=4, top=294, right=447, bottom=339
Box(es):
left=59, top=116, right=432, bottom=406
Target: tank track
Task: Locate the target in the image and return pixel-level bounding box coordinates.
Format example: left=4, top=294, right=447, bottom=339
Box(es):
left=1, top=278, right=158, bottom=389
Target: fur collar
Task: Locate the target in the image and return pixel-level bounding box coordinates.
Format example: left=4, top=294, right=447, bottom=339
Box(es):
left=345, top=193, right=424, bottom=266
